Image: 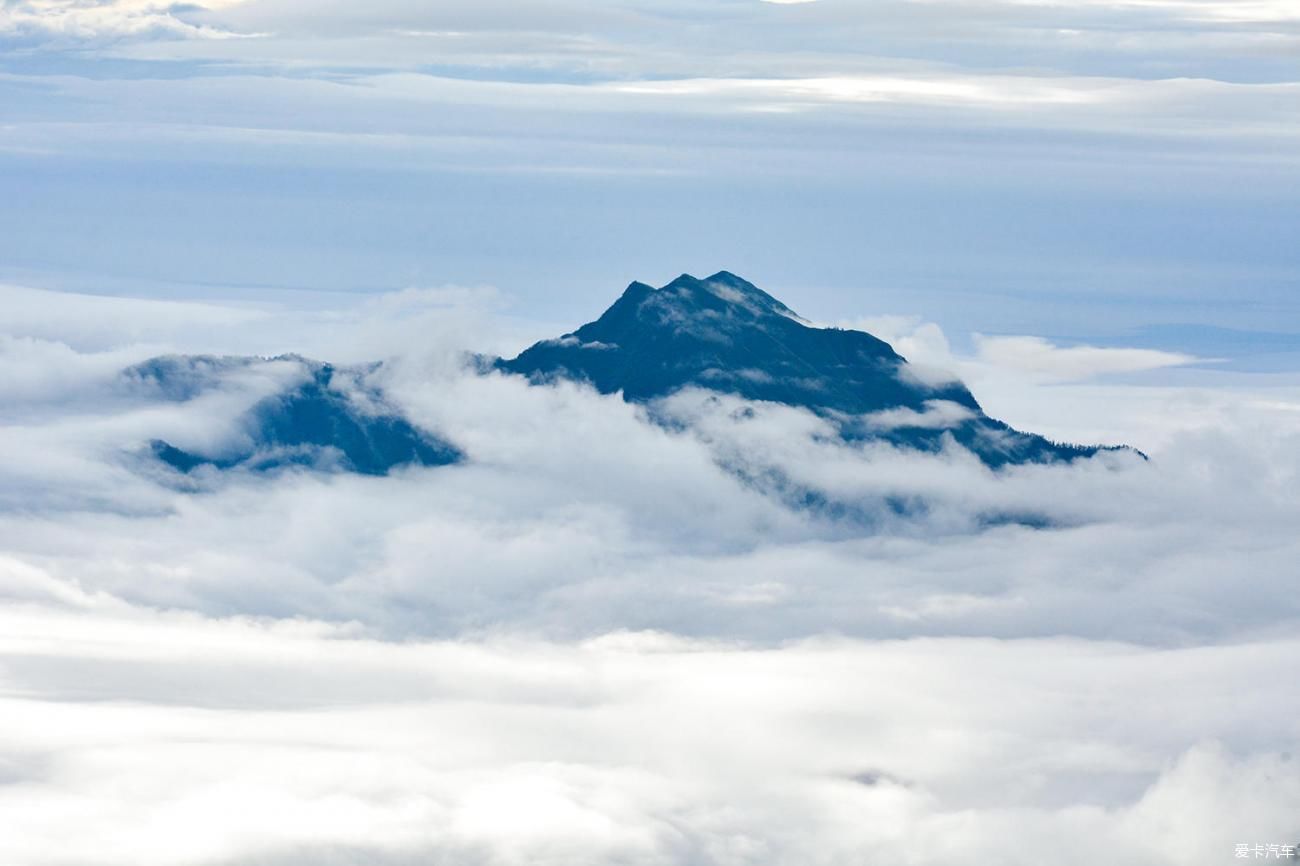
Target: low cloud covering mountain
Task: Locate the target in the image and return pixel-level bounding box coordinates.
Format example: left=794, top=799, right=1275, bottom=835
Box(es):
left=127, top=272, right=1125, bottom=487
left=130, top=354, right=460, bottom=476
left=1, top=280, right=1297, bottom=866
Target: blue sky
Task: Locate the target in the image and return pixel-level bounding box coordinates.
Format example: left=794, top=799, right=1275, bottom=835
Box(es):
left=2, top=0, right=1298, bottom=352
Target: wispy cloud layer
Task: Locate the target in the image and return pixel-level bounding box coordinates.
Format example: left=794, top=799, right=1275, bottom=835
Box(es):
left=0, top=0, right=252, bottom=39
left=0, top=596, right=1296, bottom=865
left=1, top=284, right=1298, bottom=863
left=1, top=0, right=1297, bottom=326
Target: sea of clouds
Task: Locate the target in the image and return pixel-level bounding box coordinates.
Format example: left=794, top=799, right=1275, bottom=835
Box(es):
left=1, top=281, right=1298, bottom=865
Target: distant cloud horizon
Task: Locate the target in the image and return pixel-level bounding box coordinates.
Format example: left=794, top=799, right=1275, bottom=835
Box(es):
left=1, top=0, right=1298, bottom=342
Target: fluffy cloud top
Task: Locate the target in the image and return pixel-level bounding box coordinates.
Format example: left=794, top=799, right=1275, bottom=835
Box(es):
left=0, top=285, right=1296, bottom=642
left=1, top=285, right=1298, bottom=865
left=1, top=598, right=1297, bottom=866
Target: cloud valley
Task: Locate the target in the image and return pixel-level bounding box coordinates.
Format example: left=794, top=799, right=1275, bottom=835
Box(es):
left=0, top=282, right=1298, bottom=865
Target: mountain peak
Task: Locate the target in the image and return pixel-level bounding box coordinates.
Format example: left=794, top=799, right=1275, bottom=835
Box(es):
left=629, top=270, right=801, bottom=324
left=663, top=272, right=702, bottom=290
left=498, top=271, right=1116, bottom=467
left=622, top=279, right=656, bottom=296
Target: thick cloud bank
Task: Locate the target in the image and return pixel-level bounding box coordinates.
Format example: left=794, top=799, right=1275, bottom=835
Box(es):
left=1, top=284, right=1298, bottom=864
left=1, top=603, right=1297, bottom=866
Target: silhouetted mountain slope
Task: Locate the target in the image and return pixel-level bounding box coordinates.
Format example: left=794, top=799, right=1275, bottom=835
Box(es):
left=498, top=271, right=1115, bottom=467
left=126, top=355, right=460, bottom=476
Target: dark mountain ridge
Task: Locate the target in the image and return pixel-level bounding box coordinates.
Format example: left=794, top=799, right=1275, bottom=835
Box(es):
left=129, top=271, right=1127, bottom=479
left=498, top=271, right=1119, bottom=467
left=129, top=354, right=460, bottom=476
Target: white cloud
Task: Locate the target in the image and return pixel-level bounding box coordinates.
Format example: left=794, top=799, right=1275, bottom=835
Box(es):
left=0, top=284, right=267, bottom=353
left=1, top=285, right=1299, bottom=864
left=0, top=0, right=253, bottom=39
left=972, top=334, right=1200, bottom=381
left=0, top=287, right=1297, bottom=641
left=0, top=596, right=1296, bottom=865
left=6, top=0, right=1297, bottom=167
left=930, top=0, right=1300, bottom=25
left=864, top=399, right=978, bottom=430
left=612, top=73, right=1106, bottom=108
left=840, top=314, right=1203, bottom=386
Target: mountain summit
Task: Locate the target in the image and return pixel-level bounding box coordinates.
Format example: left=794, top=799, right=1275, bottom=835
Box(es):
left=498, top=271, right=1111, bottom=466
